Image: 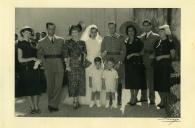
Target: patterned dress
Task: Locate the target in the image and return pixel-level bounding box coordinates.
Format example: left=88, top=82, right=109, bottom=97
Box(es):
left=63, top=39, right=87, bottom=97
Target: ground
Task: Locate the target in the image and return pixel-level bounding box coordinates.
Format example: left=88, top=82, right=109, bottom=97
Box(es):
left=15, top=87, right=167, bottom=117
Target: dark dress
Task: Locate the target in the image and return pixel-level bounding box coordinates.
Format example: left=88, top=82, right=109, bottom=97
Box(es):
left=64, top=39, right=87, bottom=97
left=17, top=40, right=41, bottom=96
left=153, top=39, right=175, bottom=92
left=124, top=38, right=147, bottom=89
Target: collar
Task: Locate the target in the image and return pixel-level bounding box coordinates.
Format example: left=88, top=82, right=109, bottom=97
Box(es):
left=107, top=68, right=113, bottom=71
left=146, top=31, right=152, bottom=37
left=48, top=35, right=56, bottom=41
left=107, top=33, right=120, bottom=39
left=142, top=31, right=153, bottom=37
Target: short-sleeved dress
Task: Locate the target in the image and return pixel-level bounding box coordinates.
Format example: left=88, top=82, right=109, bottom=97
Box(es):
left=64, top=39, right=87, bottom=97
left=17, top=40, right=41, bottom=96
left=124, top=38, right=147, bottom=89
left=153, top=38, right=175, bottom=92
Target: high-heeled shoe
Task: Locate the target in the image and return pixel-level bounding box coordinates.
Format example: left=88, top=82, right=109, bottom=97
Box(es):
left=157, top=104, right=165, bottom=109
left=35, top=108, right=41, bottom=114
left=30, top=107, right=36, bottom=114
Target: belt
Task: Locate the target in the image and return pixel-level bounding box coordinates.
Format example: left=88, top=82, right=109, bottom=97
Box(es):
left=144, top=50, right=153, bottom=54
left=44, top=54, right=62, bottom=59
left=107, top=52, right=120, bottom=55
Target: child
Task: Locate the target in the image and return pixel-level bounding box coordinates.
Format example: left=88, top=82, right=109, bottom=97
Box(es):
left=102, top=58, right=118, bottom=108
left=89, top=57, right=103, bottom=107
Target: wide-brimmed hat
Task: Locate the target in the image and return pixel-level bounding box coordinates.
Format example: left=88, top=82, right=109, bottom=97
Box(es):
left=20, top=26, right=33, bottom=36
left=119, top=21, right=141, bottom=36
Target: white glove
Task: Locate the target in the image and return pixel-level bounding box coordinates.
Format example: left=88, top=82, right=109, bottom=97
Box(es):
left=33, top=60, right=41, bottom=70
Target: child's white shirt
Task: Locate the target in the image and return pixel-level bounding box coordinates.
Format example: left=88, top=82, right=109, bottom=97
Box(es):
left=102, top=68, right=118, bottom=92
left=89, top=66, right=103, bottom=91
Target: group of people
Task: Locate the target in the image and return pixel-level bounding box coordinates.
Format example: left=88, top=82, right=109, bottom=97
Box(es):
left=15, top=19, right=176, bottom=114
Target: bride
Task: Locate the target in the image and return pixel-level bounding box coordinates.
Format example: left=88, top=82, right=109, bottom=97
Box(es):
left=79, top=25, right=106, bottom=105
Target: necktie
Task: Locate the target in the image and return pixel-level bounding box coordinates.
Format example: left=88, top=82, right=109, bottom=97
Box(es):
left=51, top=37, right=54, bottom=44
left=145, top=33, right=148, bottom=39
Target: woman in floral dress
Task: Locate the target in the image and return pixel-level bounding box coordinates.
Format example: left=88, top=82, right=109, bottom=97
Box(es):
left=63, top=25, right=89, bottom=109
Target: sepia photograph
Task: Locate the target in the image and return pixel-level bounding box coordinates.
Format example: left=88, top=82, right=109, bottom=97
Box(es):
left=14, top=8, right=181, bottom=118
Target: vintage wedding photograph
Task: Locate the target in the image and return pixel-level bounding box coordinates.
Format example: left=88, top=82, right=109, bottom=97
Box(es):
left=15, top=8, right=180, bottom=117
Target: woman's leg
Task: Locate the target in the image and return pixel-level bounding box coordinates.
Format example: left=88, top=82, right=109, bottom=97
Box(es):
left=33, top=95, right=41, bottom=113
left=130, top=89, right=134, bottom=103
left=27, top=96, right=34, bottom=109
left=158, top=92, right=165, bottom=106
left=33, top=95, right=39, bottom=109
left=26, top=96, right=35, bottom=114
left=134, top=89, right=139, bottom=103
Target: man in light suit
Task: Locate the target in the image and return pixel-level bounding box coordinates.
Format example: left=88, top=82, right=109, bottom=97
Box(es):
left=37, top=22, right=66, bottom=112
left=139, top=19, right=160, bottom=105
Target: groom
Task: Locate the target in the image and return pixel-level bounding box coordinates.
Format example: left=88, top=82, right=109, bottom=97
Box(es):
left=37, top=22, right=66, bottom=112
left=101, top=21, right=126, bottom=105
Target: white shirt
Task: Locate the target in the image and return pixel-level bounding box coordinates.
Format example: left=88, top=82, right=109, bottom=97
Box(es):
left=48, top=35, right=56, bottom=42
left=145, top=31, right=152, bottom=38
left=89, top=66, right=103, bottom=89
left=102, top=69, right=118, bottom=92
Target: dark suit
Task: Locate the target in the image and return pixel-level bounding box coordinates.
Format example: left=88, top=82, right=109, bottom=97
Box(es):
left=139, top=31, right=160, bottom=102
left=37, top=35, right=65, bottom=108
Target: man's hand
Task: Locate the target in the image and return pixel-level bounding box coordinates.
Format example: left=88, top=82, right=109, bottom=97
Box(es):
left=101, top=50, right=107, bottom=58
left=126, top=54, right=133, bottom=59
left=66, top=66, right=71, bottom=72
left=156, top=56, right=162, bottom=61
left=114, top=62, right=120, bottom=70
left=149, top=54, right=155, bottom=59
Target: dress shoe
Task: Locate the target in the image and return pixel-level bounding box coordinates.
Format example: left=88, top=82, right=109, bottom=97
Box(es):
left=35, top=108, right=41, bottom=114
left=48, top=106, right=59, bottom=112
left=157, top=104, right=165, bottom=109
left=129, top=102, right=136, bottom=106
left=137, top=99, right=148, bottom=102
left=30, top=108, right=36, bottom=114
left=149, top=101, right=155, bottom=105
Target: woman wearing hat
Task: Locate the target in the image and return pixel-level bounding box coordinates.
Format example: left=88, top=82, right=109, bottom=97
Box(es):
left=17, top=26, right=42, bottom=114
left=63, top=25, right=90, bottom=109
left=153, top=25, right=176, bottom=108
left=124, top=25, right=147, bottom=106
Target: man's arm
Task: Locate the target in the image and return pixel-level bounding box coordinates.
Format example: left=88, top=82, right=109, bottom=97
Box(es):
left=36, top=41, right=45, bottom=64
left=100, top=37, right=107, bottom=58
left=63, top=40, right=71, bottom=71
left=119, top=37, right=126, bottom=63
left=89, top=76, right=92, bottom=88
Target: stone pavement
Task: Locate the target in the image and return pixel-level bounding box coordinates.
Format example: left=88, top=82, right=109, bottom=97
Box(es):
left=15, top=87, right=167, bottom=117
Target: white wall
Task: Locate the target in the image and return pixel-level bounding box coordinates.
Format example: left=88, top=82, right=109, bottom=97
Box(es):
left=15, top=8, right=180, bottom=40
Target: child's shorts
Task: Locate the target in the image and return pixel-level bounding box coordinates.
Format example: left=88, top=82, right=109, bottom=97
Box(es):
left=92, top=84, right=101, bottom=92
